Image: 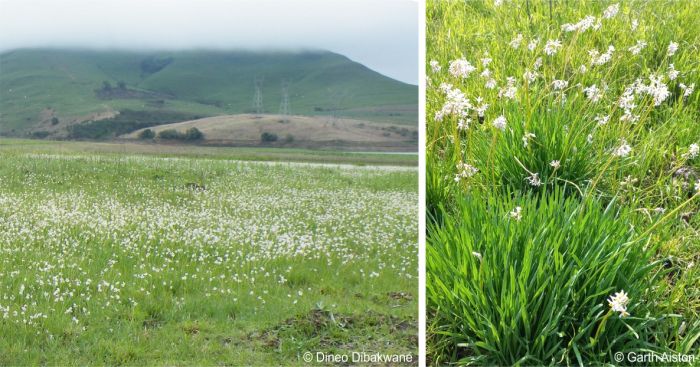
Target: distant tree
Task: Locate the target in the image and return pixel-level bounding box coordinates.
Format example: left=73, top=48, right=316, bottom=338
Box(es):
left=261, top=132, right=278, bottom=143
left=184, top=127, right=204, bottom=141
left=138, top=129, right=156, bottom=140
left=157, top=129, right=184, bottom=140
left=51, top=117, right=59, bottom=125
left=284, top=134, right=294, bottom=143
left=102, top=81, right=112, bottom=91
left=117, top=81, right=126, bottom=90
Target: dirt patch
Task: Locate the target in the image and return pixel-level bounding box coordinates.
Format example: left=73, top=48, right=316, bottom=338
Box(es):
left=247, top=308, right=417, bottom=365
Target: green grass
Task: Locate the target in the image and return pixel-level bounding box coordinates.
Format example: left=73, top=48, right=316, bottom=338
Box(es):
left=427, top=0, right=700, bottom=365
left=0, top=49, right=418, bottom=135
left=0, top=144, right=417, bottom=365
left=0, top=138, right=418, bottom=166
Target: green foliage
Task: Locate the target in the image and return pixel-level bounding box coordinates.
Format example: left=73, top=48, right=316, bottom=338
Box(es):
left=67, top=110, right=201, bottom=139
left=156, top=129, right=183, bottom=140
left=427, top=0, right=700, bottom=364
left=183, top=127, right=203, bottom=141
left=138, top=128, right=155, bottom=140
left=261, top=132, right=278, bottom=143
left=428, top=189, right=661, bottom=366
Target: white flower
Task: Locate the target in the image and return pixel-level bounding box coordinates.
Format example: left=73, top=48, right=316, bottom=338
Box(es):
left=449, top=59, right=476, bottom=78
left=485, top=78, right=497, bottom=89
left=608, top=290, right=630, bottom=317
left=522, top=132, right=536, bottom=147
left=492, top=115, right=507, bottom=131
left=526, top=172, right=542, bottom=187
left=552, top=80, right=568, bottom=90
left=680, top=83, right=695, bottom=98
left=668, top=41, right=679, bottom=56
left=494, top=0, right=503, bottom=6
left=454, top=162, right=478, bottom=182
left=602, top=3, right=620, bottom=19
left=429, top=60, right=441, bottom=73
left=472, top=251, right=483, bottom=261
left=544, top=39, right=562, bottom=56
left=436, top=84, right=472, bottom=121
left=481, top=57, right=492, bottom=67
left=562, top=15, right=596, bottom=33
left=550, top=160, right=561, bottom=169
left=590, top=45, right=615, bottom=65
left=509, top=206, right=522, bottom=221
left=528, top=38, right=539, bottom=51
left=579, top=64, right=588, bottom=74
left=631, top=19, right=639, bottom=31
left=668, top=64, right=679, bottom=80
left=595, top=114, right=610, bottom=126
left=628, top=40, right=647, bottom=55
left=613, top=139, right=632, bottom=157
left=523, top=69, right=538, bottom=83
left=474, top=101, right=489, bottom=117
left=695, top=181, right=700, bottom=192
left=686, top=143, right=699, bottom=159
left=583, top=84, right=604, bottom=102
left=457, top=118, right=470, bottom=131
left=645, top=74, right=670, bottom=106
left=510, top=34, right=524, bottom=49
left=498, top=77, right=517, bottom=99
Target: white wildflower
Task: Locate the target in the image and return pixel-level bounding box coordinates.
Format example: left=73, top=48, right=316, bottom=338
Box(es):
left=680, top=83, right=695, bottom=98
left=528, top=38, right=539, bottom=51
left=449, top=59, right=477, bottom=78
left=552, top=80, right=568, bottom=90
left=544, top=39, right=562, bottom=56
left=667, top=41, right=679, bottom=56
left=498, top=77, right=517, bottom=99
left=613, top=139, right=632, bottom=157
left=595, top=114, right=610, bottom=126
left=686, top=143, right=699, bottom=159
left=602, top=3, right=620, bottom=19
left=631, top=19, right=639, bottom=31
left=550, top=160, right=561, bottom=169
left=509, top=206, right=522, bottom=221
left=522, top=132, right=536, bottom=147
left=607, top=290, right=630, bottom=317
left=485, top=78, right=497, bottom=89
left=472, top=251, right=483, bottom=261
left=667, top=64, right=679, bottom=81
left=628, top=40, right=647, bottom=55
left=457, top=118, right=470, bottom=132
left=429, top=60, right=441, bottom=73
left=510, top=34, right=524, bottom=49
left=492, top=115, right=507, bottom=131
left=526, top=172, right=542, bottom=187
left=454, top=162, right=478, bottom=182
left=481, top=57, right=492, bottom=67
left=583, top=84, right=604, bottom=102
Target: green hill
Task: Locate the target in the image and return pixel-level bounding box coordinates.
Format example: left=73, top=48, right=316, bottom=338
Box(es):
left=0, top=49, right=417, bottom=137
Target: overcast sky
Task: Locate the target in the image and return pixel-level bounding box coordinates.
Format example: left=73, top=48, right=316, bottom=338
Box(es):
left=0, top=0, right=418, bottom=84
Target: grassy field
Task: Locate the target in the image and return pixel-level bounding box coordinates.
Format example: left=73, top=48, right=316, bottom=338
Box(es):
left=427, top=0, right=699, bottom=365
left=0, top=139, right=418, bottom=166
left=0, top=141, right=418, bottom=365
left=0, top=49, right=418, bottom=136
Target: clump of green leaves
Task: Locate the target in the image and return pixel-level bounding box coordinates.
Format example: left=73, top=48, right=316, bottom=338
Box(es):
left=427, top=189, right=664, bottom=366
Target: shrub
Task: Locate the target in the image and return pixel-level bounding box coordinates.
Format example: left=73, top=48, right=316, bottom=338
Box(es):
left=184, top=127, right=204, bottom=141
left=157, top=129, right=184, bottom=140
left=50, top=117, right=59, bottom=125
left=427, top=189, right=662, bottom=366
left=261, top=132, right=278, bottom=143
left=284, top=134, right=294, bottom=143
left=138, top=129, right=155, bottom=140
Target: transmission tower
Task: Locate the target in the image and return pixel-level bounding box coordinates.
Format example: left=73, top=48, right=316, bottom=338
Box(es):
left=253, top=76, right=264, bottom=116
left=279, top=80, right=291, bottom=123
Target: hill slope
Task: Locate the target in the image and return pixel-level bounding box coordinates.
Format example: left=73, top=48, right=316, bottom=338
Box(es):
left=0, top=49, right=417, bottom=136
left=125, top=114, right=417, bottom=151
